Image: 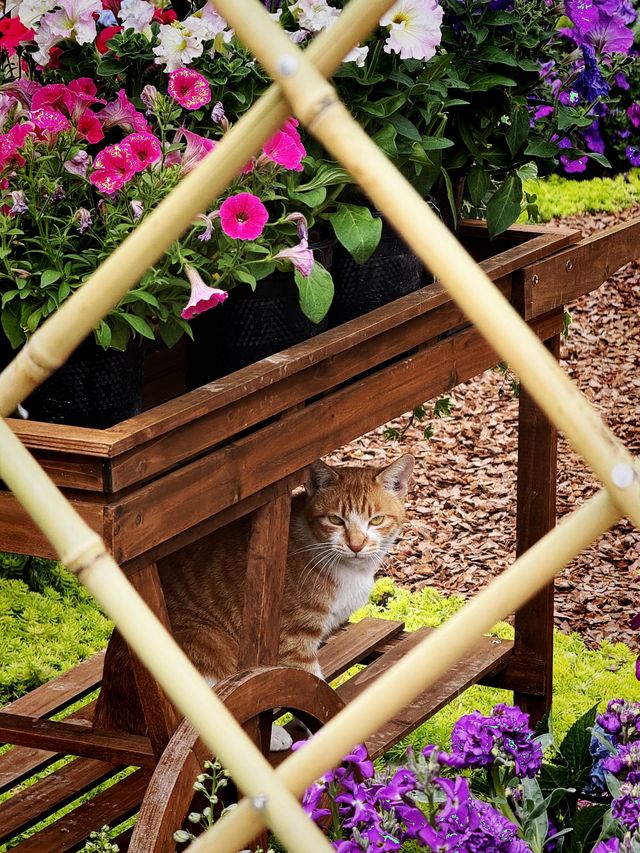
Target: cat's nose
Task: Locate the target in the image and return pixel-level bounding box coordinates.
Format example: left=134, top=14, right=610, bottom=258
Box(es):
left=348, top=540, right=365, bottom=553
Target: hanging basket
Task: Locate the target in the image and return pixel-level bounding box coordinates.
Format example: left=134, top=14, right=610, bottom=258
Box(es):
left=186, top=238, right=334, bottom=388
left=23, top=336, right=145, bottom=429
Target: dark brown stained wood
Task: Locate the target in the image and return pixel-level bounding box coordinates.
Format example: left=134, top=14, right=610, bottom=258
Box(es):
left=8, top=768, right=152, bottom=853
left=0, top=492, right=106, bottom=559
left=130, top=667, right=345, bottom=853
left=2, top=652, right=104, bottom=718
left=511, top=334, right=559, bottom=722
left=318, top=618, right=405, bottom=680
left=0, top=758, right=118, bottom=844
left=522, top=216, right=640, bottom=318
left=126, top=563, right=181, bottom=756
left=238, top=493, right=291, bottom=669
left=120, top=470, right=305, bottom=576
left=334, top=630, right=513, bottom=760
left=106, top=310, right=564, bottom=564
left=0, top=703, right=96, bottom=795
left=0, top=714, right=156, bottom=768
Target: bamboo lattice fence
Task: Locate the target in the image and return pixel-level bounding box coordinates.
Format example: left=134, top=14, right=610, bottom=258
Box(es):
left=0, top=0, right=638, bottom=850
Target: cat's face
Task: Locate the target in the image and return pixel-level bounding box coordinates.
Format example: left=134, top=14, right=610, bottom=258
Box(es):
left=303, top=455, right=414, bottom=567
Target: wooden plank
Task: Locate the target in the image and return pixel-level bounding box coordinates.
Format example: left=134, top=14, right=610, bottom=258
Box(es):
left=0, top=714, right=156, bottom=768
left=0, top=758, right=117, bottom=844
left=3, top=652, right=104, bottom=718
left=0, top=703, right=96, bottom=795
left=126, top=564, right=181, bottom=757
left=319, top=618, right=405, bottom=681
left=0, top=493, right=106, bottom=559
left=522, top=216, right=640, bottom=319
left=8, top=768, right=152, bottom=853
left=459, top=224, right=580, bottom=278
left=238, top=493, right=291, bottom=669
left=511, top=333, right=559, bottom=722
left=106, top=310, right=564, bottom=564
left=335, top=630, right=513, bottom=759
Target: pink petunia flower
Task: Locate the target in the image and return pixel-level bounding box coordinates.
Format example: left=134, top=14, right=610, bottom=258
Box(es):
left=76, top=110, right=104, bottom=144
left=181, top=266, right=228, bottom=319
left=89, top=142, right=138, bottom=194
left=219, top=192, right=268, bottom=240
left=31, top=83, right=68, bottom=114
left=167, top=68, right=212, bottom=111
left=122, top=131, right=162, bottom=171
left=173, top=127, right=215, bottom=175
left=65, top=77, right=105, bottom=120
left=98, top=89, right=149, bottom=132
left=262, top=118, right=306, bottom=171
left=32, top=107, right=71, bottom=133
left=274, top=239, right=315, bottom=277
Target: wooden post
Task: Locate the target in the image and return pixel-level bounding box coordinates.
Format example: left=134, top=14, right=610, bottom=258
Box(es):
left=513, top=332, right=560, bottom=722
left=128, top=563, right=182, bottom=757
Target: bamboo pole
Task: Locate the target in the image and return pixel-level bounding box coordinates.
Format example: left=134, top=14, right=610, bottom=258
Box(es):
left=190, top=486, right=622, bottom=853
left=214, top=0, right=640, bottom=532
left=0, top=414, right=334, bottom=852
left=0, top=0, right=398, bottom=418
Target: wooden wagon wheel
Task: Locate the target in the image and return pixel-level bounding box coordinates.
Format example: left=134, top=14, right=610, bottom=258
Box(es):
left=129, top=665, right=346, bottom=853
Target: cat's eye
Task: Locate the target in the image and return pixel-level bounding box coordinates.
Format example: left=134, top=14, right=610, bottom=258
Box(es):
left=327, top=514, right=343, bottom=525
left=369, top=515, right=385, bottom=526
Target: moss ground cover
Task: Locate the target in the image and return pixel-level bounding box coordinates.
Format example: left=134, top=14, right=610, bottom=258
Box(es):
left=521, top=169, right=640, bottom=222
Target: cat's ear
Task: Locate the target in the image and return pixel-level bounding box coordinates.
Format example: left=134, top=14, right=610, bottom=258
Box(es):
left=376, top=454, right=414, bottom=496
left=307, top=460, right=339, bottom=495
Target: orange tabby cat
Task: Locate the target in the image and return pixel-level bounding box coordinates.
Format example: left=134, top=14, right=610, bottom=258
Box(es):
left=94, top=454, right=414, bottom=746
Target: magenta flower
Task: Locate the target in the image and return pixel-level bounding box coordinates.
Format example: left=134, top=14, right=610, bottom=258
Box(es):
left=173, top=128, right=216, bottom=175
left=219, top=193, right=269, bottom=240
left=122, top=131, right=162, bottom=171
left=31, top=83, right=68, bottom=114
left=181, top=266, right=228, bottom=319
left=168, top=68, right=212, bottom=111
left=75, top=110, right=104, bottom=144
left=262, top=117, right=306, bottom=171
left=32, top=108, right=71, bottom=133
left=89, top=143, right=138, bottom=194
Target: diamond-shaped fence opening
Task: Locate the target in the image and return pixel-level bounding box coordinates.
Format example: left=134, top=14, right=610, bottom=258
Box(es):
left=0, top=0, right=637, bottom=851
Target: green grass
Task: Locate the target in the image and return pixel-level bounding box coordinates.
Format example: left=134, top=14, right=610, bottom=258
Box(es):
left=520, top=168, right=640, bottom=222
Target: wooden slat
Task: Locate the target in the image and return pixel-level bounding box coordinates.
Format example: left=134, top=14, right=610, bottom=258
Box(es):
left=522, top=216, right=640, bottom=318
left=319, top=618, right=405, bottom=681
left=8, top=768, right=151, bottom=853
left=0, top=492, right=105, bottom=559
left=3, top=652, right=104, bottom=718
left=335, top=630, right=513, bottom=759
left=105, top=310, right=564, bottom=564
left=0, top=714, right=156, bottom=768
left=0, top=758, right=117, bottom=844
left=0, top=703, right=96, bottom=795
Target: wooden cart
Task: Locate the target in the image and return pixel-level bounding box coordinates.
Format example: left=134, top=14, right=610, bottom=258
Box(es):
left=0, top=218, right=637, bottom=851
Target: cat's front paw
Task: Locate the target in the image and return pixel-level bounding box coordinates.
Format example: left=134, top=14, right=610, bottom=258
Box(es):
left=270, top=724, right=293, bottom=752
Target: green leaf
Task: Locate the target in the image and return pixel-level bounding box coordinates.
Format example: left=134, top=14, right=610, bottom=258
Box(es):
left=559, top=703, right=598, bottom=777
left=525, top=139, right=559, bottom=158
left=372, top=125, right=398, bottom=158
left=294, top=261, right=334, bottom=324
left=506, top=105, right=530, bottom=156
left=109, top=323, right=131, bottom=351
left=234, top=269, right=257, bottom=290
left=485, top=174, right=523, bottom=237
left=329, top=204, right=382, bottom=264
left=477, top=45, right=518, bottom=66
left=288, top=187, right=327, bottom=208
left=159, top=317, right=190, bottom=348
left=568, top=804, right=610, bottom=853
left=40, top=269, right=62, bottom=288
left=467, top=72, right=517, bottom=91
left=1, top=308, right=24, bottom=349
left=467, top=165, right=491, bottom=206
left=421, top=136, right=454, bottom=150
left=388, top=114, right=422, bottom=142
left=295, top=164, right=351, bottom=192
left=121, top=313, right=155, bottom=340
left=95, top=321, right=112, bottom=350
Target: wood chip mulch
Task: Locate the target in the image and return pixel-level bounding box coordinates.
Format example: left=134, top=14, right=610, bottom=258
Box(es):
left=328, top=205, right=640, bottom=650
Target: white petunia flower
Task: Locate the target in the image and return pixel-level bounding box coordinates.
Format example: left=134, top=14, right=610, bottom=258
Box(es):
left=118, top=0, right=154, bottom=33
left=153, top=23, right=204, bottom=71
left=380, top=0, right=443, bottom=61
left=289, top=0, right=339, bottom=34
left=13, top=0, right=58, bottom=28
left=343, top=44, right=369, bottom=66
left=33, top=0, right=101, bottom=64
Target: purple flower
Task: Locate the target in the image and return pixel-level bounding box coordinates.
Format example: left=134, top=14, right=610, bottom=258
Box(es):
left=612, top=793, right=640, bottom=830
left=342, top=743, right=375, bottom=781
left=9, top=190, right=27, bottom=214
left=593, top=841, right=620, bottom=853
left=627, top=103, right=640, bottom=129
left=574, top=45, right=609, bottom=101
left=75, top=207, right=92, bottom=233
left=64, top=150, right=90, bottom=177
left=451, top=711, right=496, bottom=768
